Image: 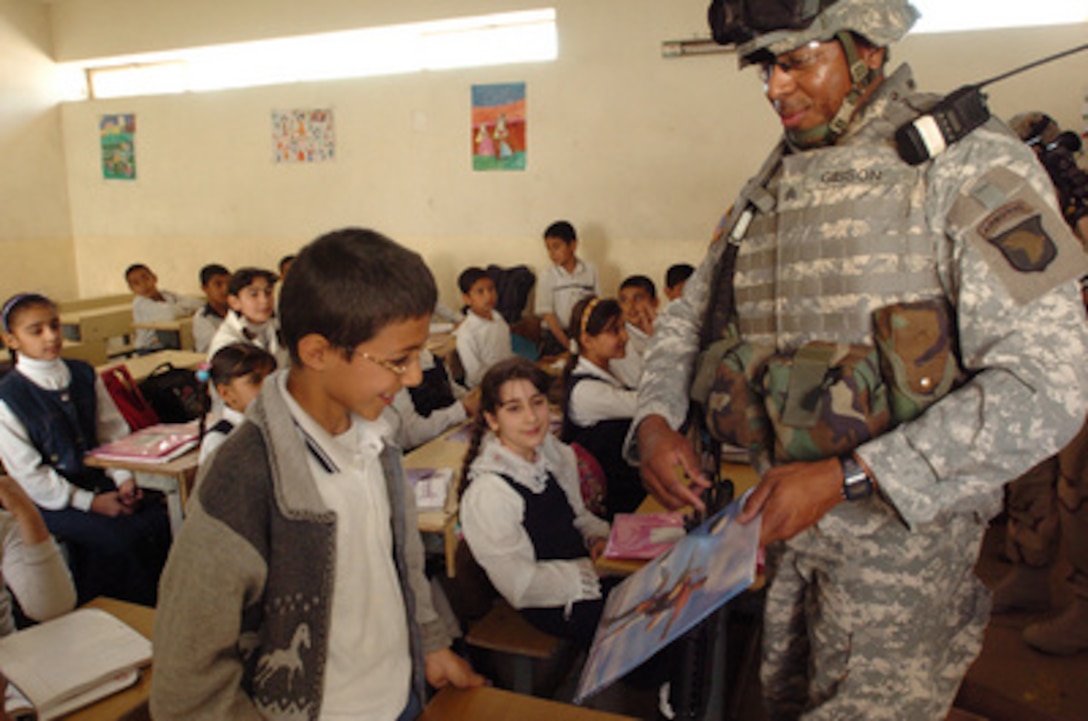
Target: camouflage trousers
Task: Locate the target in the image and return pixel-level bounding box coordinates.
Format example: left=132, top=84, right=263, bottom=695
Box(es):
left=1005, top=416, right=1088, bottom=599
left=761, top=506, right=990, bottom=721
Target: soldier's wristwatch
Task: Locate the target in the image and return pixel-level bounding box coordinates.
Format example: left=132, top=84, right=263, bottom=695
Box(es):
left=840, top=456, right=874, bottom=501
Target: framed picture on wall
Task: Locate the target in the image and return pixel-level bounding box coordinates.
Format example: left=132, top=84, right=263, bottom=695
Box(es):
left=100, top=114, right=136, bottom=180
left=272, top=108, right=336, bottom=163
left=472, top=82, right=526, bottom=171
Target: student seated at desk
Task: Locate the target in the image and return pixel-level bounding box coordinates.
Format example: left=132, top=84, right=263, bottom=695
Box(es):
left=459, top=357, right=611, bottom=649
left=207, top=267, right=285, bottom=364
left=152, top=228, right=483, bottom=721
left=561, top=297, right=645, bottom=518
left=609, top=275, right=659, bottom=389
left=0, top=293, right=170, bottom=607
left=0, top=474, right=76, bottom=636
left=125, top=263, right=203, bottom=353
left=196, top=342, right=277, bottom=465
left=535, top=220, right=600, bottom=356
left=455, top=267, right=513, bottom=389
left=192, top=263, right=231, bottom=354
left=385, top=350, right=480, bottom=451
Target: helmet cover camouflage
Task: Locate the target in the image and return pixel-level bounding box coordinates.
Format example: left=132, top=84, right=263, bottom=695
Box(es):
left=736, top=0, right=919, bottom=67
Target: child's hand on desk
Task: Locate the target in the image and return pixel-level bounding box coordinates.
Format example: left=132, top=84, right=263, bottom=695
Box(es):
left=424, top=648, right=488, bottom=690
left=588, top=537, right=607, bottom=562
left=461, top=389, right=481, bottom=417
left=90, top=491, right=135, bottom=517
left=117, top=478, right=143, bottom=507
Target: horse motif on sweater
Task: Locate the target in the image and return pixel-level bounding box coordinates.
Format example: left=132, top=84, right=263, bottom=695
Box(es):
left=254, top=622, right=311, bottom=692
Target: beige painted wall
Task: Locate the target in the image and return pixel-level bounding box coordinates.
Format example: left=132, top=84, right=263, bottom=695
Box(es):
left=0, top=0, right=75, bottom=302
left=18, top=1, right=1088, bottom=307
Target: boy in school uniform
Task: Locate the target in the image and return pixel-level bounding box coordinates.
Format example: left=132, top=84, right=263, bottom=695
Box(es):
left=207, top=267, right=286, bottom=367
left=192, top=263, right=231, bottom=353
left=455, top=267, right=513, bottom=388
left=610, top=275, right=659, bottom=388
left=125, top=263, right=203, bottom=353
left=151, top=228, right=484, bottom=721
left=663, top=263, right=694, bottom=302
left=534, top=220, right=600, bottom=355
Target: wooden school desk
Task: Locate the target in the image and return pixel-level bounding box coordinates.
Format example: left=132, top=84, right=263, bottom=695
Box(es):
left=59, top=305, right=133, bottom=346
left=130, top=316, right=196, bottom=352
left=402, top=421, right=471, bottom=578
left=97, top=349, right=206, bottom=385
left=83, top=448, right=200, bottom=537
left=61, top=597, right=154, bottom=721
left=419, top=686, right=638, bottom=721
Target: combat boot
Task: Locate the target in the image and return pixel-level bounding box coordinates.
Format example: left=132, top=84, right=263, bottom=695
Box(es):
left=1023, top=597, right=1088, bottom=655
left=990, top=565, right=1052, bottom=613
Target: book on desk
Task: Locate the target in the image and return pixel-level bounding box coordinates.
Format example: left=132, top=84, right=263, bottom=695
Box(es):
left=0, top=608, right=151, bottom=720
left=87, top=421, right=199, bottom=464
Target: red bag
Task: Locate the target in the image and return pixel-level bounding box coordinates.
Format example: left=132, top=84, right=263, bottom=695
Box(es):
left=570, top=442, right=608, bottom=518
left=100, top=364, right=160, bottom=431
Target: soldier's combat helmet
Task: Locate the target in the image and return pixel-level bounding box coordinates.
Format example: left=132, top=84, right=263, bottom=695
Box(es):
left=708, top=0, right=919, bottom=146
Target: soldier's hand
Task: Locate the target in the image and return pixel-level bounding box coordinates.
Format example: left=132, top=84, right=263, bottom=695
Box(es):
left=738, top=457, right=842, bottom=546
left=636, top=415, right=711, bottom=511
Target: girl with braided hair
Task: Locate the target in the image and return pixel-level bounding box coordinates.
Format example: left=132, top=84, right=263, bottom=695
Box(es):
left=458, top=356, right=611, bottom=647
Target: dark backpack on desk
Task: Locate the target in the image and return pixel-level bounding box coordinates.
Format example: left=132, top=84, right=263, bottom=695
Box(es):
left=139, top=363, right=203, bottom=423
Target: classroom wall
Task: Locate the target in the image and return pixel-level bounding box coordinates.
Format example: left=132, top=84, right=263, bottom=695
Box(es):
left=16, top=1, right=1088, bottom=307
left=0, top=0, right=76, bottom=302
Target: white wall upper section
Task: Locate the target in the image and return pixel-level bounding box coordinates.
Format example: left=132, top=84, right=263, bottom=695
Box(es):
left=0, top=0, right=75, bottom=300
left=36, top=0, right=1088, bottom=305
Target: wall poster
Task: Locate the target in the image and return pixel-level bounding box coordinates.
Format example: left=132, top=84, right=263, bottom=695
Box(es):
left=272, top=108, right=336, bottom=163
left=100, top=114, right=136, bottom=180
left=472, top=82, right=526, bottom=171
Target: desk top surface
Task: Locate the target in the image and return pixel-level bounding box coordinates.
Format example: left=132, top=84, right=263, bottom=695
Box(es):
left=59, top=304, right=132, bottom=327
left=97, top=349, right=206, bottom=384
left=419, top=686, right=637, bottom=721
left=404, top=421, right=471, bottom=532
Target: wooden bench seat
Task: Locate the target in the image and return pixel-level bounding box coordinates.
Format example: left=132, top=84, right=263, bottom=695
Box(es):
left=465, top=598, right=570, bottom=695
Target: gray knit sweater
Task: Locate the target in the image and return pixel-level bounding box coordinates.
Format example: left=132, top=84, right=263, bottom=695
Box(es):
left=151, top=373, right=450, bottom=720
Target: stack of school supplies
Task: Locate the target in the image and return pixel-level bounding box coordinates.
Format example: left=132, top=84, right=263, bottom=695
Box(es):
left=0, top=608, right=151, bottom=720
left=87, top=421, right=199, bottom=464
left=603, top=511, right=687, bottom=560
left=406, top=467, right=454, bottom=511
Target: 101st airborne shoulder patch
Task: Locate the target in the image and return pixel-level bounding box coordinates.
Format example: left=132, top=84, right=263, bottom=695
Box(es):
left=978, top=200, right=1056, bottom=272
left=950, top=167, right=1088, bottom=305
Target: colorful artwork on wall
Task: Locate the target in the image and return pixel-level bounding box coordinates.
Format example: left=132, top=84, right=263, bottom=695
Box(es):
left=272, top=108, right=336, bottom=163
left=472, top=83, right=526, bottom=171
left=100, top=114, right=136, bottom=180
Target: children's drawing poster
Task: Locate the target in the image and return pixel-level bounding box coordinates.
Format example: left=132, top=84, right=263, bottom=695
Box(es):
left=472, top=83, right=526, bottom=171
left=100, top=114, right=136, bottom=180
left=574, top=497, right=760, bottom=703
left=272, top=108, right=335, bottom=163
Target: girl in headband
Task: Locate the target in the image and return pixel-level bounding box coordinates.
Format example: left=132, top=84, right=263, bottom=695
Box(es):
left=561, top=296, right=645, bottom=517
left=196, top=342, right=277, bottom=464
left=0, top=292, right=170, bottom=605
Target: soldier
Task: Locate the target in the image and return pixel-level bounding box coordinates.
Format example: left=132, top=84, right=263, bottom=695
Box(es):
left=625, top=0, right=1088, bottom=718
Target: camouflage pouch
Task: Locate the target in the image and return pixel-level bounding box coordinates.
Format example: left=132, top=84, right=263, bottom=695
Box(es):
left=872, top=298, right=963, bottom=425
left=762, top=342, right=891, bottom=463
left=701, top=340, right=776, bottom=456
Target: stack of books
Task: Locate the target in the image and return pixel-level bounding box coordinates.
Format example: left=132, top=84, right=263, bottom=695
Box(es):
left=1, top=608, right=151, bottom=720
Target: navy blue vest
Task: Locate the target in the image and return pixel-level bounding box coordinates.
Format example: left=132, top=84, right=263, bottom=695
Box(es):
left=496, top=471, right=585, bottom=562
left=0, top=359, right=112, bottom=492
left=561, top=373, right=644, bottom=515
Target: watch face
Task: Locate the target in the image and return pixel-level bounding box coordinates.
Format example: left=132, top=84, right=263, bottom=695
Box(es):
left=841, top=458, right=873, bottom=501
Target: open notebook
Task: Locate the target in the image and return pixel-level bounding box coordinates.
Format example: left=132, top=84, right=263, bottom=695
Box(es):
left=0, top=608, right=151, bottom=720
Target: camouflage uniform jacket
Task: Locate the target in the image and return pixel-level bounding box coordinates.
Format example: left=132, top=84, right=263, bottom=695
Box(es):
left=629, top=64, right=1088, bottom=530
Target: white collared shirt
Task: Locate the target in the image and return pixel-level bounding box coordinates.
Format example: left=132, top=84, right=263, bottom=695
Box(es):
left=455, top=310, right=513, bottom=388
left=567, top=356, right=637, bottom=428
left=276, top=373, right=411, bottom=721
left=534, top=259, right=600, bottom=330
